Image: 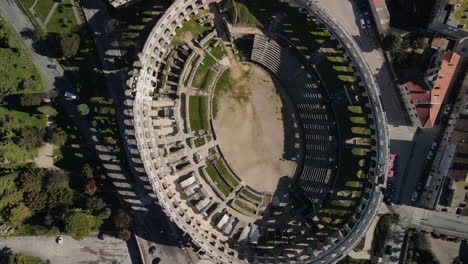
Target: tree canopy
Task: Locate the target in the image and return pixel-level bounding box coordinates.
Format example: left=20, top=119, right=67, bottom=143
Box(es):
left=64, top=210, right=103, bottom=240
left=57, top=33, right=80, bottom=59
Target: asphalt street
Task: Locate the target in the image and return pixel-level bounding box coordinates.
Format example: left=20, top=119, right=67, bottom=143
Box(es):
left=394, top=205, right=468, bottom=240
left=316, top=0, right=407, bottom=127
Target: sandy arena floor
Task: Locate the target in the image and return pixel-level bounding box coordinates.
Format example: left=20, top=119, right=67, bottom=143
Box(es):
left=214, top=64, right=296, bottom=194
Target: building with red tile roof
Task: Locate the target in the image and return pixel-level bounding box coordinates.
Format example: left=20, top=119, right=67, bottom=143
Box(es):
left=405, top=50, right=461, bottom=128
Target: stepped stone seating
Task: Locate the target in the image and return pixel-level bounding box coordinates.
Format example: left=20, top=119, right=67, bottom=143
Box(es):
left=250, top=35, right=336, bottom=209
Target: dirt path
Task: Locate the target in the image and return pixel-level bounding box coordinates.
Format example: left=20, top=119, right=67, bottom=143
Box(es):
left=214, top=65, right=296, bottom=193
left=34, top=143, right=57, bottom=169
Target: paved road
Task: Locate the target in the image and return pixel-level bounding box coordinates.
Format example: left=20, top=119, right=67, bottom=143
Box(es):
left=0, top=234, right=131, bottom=264
left=316, top=0, right=407, bottom=127
left=394, top=205, right=468, bottom=240
left=396, top=127, right=438, bottom=205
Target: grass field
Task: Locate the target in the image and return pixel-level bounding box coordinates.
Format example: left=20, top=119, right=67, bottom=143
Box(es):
left=173, top=11, right=212, bottom=45
left=214, top=159, right=239, bottom=187
left=17, top=0, right=80, bottom=34
left=205, top=163, right=232, bottom=196
left=234, top=198, right=256, bottom=214
left=212, top=69, right=231, bottom=118
left=0, top=17, right=44, bottom=95
left=0, top=107, right=46, bottom=128
left=451, top=0, right=468, bottom=28
left=210, top=43, right=228, bottom=60
left=194, top=137, right=205, bottom=147
left=241, top=188, right=262, bottom=202
left=192, top=54, right=216, bottom=89
left=188, top=95, right=209, bottom=131
left=46, top=1, right=80, bottom=34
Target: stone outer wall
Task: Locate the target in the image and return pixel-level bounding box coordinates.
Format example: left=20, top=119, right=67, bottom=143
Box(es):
left=130, top=0, right=390, bottom=263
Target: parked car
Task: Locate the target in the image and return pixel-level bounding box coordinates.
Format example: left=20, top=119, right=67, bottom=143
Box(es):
left=178, top=240, right=185, bottom=249
left=149, top=246, right=156, bottom=254
left=426, top=150, right=434, bottom=160
left=64, top=91, right=78, bottom=100
left=56, top=236, right=64, bottom=245
left=431, top=142, right=438, bottom=150
left=360, top=19, right=366, bottom=29
left=366, top=19, right=372, bottom=28
left=384, top=245, right=392, bottom=255
left=444, top=104, right=452, bottom=115
left=110, top=159, right=120, bottom=164
left=411, top=191, right=419, bottom=202
left=47, top=64, right=57, bottom=69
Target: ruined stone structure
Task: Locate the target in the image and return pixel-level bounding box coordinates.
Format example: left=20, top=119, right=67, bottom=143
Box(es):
left=127, top=0, right=390, bottom=263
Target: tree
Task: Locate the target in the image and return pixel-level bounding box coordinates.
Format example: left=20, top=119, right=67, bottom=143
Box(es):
left=97, top=207, right=111, bottom=220
left=17, top=127, right=45, bottom=150
left=64, top=210, right=102, bottom=240
left=0, top=173, right=23, bottom=213
left=37, top=106, right=57, bottom=116
left=57, top=33, right=80, bottom=58
left=47, top=169, right=69, bottom=190
left=113, top=209, right=132, bottom=230
left=85, top=196, right=107, bottom=212
left=7, top=203, right=32, bottom=226
left=84, top=179, right=97, bottom=196
left=81, top=163, right=94, bottom=179
left=50, top=128, right=67, bottom=146
left=19, top=94, right=42, bottom=106
left=117, top=228, right=132, bottom=241
left=77, top=104, right=89, bottom=115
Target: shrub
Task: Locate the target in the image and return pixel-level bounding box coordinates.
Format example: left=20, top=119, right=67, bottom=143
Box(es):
left=36, top=106, right=57, bottom=116
left=19, top=94, right=42, bottom=106
left=77, top=104, right=89, bottom=116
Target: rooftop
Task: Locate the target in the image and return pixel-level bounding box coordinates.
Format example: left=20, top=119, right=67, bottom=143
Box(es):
left=407, top=51, right=461, bottom=128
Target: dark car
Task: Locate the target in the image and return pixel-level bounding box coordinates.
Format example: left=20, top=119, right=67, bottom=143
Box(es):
left=47, top=64, right=57, bottom=69
left=149, top=246, right=157, bottom=254
left=98, top=232, right=104, bottom=240
left=152, top=257, right=161, bottom=264
left=385, top=245, right=392, bottom=255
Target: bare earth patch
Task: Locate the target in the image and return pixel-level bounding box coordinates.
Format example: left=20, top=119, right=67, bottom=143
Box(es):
left=214, top=65, right=296, bottom=194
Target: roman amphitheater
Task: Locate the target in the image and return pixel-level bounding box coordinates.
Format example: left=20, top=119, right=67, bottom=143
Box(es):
left=127, top=0, right=390, bottom=263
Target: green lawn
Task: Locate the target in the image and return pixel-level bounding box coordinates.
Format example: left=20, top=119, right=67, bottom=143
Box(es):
left=210, top=43, right=227, bottom=60
left=34, top=0, right=55, bottom=22
left=0, top=17, right=44, bottom=94
left=188, top=95, right=209, bottom=131
left=234, top=198, right=256, bottom=214
left=5, top=255, right=48, bottom=264
left=194, top=137, right=205, bottom=147
left=0, top=107, right=46, bottom=128
left=350, top=116, right=368, bottom=125
left=173, top=11, right=212, bottom=45
left=214, top=159, right=239, bottom=187
left=46, top=1, right=79, bottom=34
left=348, top=105, right=364, bottom=114
left=352, top=148, right=371, bottom=156
left=212, top=69, right=231, bottom=118
left=192, top=54, right=216, bottom=89
left=241, top=188, right=262, bottom=202
left=451, top=0, right=468, bottom=28
left=205, top=163, right=232, bottom=196
left=351, top=127, right=372, bottom=135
